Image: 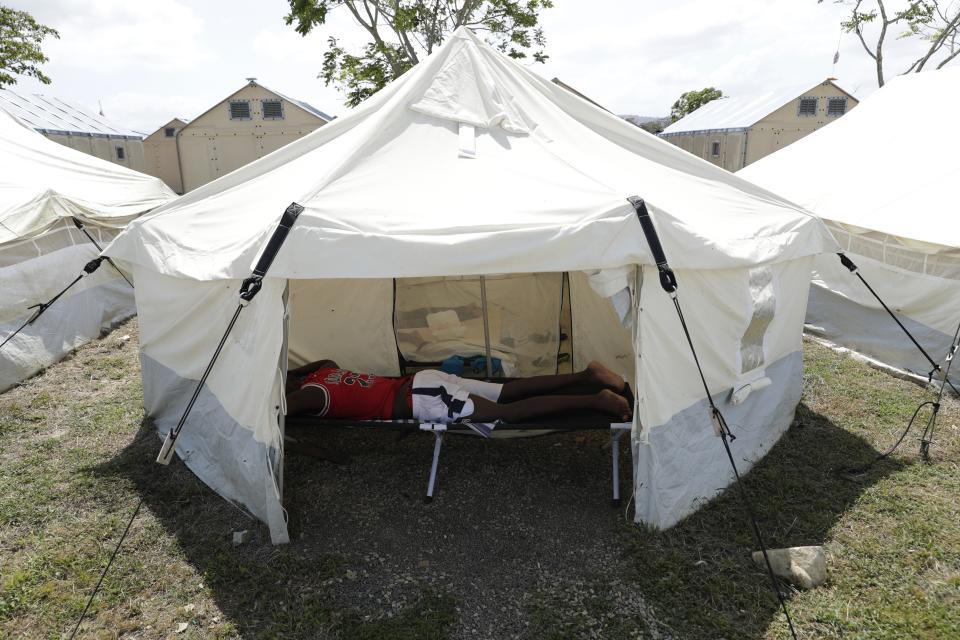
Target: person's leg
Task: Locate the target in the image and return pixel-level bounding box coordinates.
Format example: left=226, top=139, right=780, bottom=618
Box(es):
left=497, top=361, right=625, bottom=403
left=469, top=389, right=631, bottom=423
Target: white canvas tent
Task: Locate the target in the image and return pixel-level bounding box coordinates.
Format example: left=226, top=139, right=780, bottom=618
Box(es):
left=740, top=67, right=960, bottom=381
left=0, top=108, right=175, bottom=391
left=104, top=28, right=836, bottom=544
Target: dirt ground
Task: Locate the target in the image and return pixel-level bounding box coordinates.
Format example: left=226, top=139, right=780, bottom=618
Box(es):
left=2, top=317, right=958, bottom=639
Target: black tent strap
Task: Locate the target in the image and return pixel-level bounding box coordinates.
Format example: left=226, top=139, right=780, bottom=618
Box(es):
left=156, top=202, right=303, bottom=464
left=0, top=257, right=105, bottom=352
left=628, top=196, right=799, bottom=640
left=627, top=196, right=677, bottom=294
left=837, top=252, right=959, bottom=396
left=72, top=218, right=135, bottom=289
left=239, top=202, right=304, bottom=302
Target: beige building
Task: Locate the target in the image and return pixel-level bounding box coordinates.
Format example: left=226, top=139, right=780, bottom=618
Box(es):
left=0, top=89, right=147, bottom=172
left=144, top=117, right=189, bottom=194
left=175, top=79, right=332, bottom=192
left=659, top=79, right=858, bottom=172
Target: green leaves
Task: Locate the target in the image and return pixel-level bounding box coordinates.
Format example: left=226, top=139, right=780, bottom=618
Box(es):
left=828, top=1, right=960, bottom=84
left=670, top=87, right=724, bottom=123
left=286, top=1, right=553, bottom=107
left=321, top=36, right=412, bottom=106
left=0, top=7, right=59, bottom=88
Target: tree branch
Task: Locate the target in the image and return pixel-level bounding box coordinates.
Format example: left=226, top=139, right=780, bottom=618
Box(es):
left=454, top=0, right=482, bottom=27
left=936, top=39, right=960, bottom=65
left=343, top=0, right=404, bottom=75
left=914, top=8, right=960, bottom=71
left=849, top=1, right=879, bottom=61
left=876, top=0, right=890, bottom=86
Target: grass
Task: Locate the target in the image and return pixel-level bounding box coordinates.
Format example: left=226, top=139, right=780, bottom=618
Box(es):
left=0, top=320, right=958, bottom=638
left=618, top=338, right=960, bottom=640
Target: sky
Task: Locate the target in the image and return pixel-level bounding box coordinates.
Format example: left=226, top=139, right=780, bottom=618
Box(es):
left=8, top=0, right=951, bottom=133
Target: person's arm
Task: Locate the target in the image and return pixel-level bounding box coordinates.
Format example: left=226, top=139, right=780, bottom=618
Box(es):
left=286, top=386, right=330, bottom=416
left=288, top=359, right=338, bottom=377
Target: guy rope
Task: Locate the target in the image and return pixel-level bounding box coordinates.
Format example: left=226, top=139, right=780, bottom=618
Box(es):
left=69, top=202, right=303, bottom=637
left=629, top=196, right=800, bottom=640
left=834, top=253, right=959, bottom=469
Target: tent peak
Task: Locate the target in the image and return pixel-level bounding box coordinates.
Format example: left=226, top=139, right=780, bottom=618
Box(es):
left=408, top=28, right=531, bottom=133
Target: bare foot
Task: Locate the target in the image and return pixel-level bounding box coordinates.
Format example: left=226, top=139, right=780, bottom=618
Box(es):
left=587, top=361, right=625, bottom=393
left=596, top=389, right=632, bottom=421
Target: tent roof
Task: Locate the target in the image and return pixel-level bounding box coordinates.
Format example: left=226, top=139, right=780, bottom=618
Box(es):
left=661, top=79, right=854, bottom=135
left=105, top=28, right=834, bottom=280
left=739, top=67, right=960, bottom=250
left=0, top=108, right=176, bottom=245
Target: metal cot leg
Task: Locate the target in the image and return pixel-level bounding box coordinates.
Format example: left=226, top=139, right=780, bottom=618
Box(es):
left=611, top=428, right=626, bottom=507
left=425, top=430, right=444, bottom=503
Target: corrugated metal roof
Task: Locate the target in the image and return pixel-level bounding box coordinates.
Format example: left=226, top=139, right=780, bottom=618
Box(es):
left=267, top=86, right=334, bottom=122
left=0, top=89, right=145, bottom=139
left=660, top=80, right=851, bottom=136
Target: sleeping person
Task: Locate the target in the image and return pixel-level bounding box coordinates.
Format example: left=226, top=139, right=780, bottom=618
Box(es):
left=285, top=360, right=632, bottom=424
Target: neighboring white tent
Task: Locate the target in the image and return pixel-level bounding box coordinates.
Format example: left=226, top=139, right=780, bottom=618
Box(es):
left=0, top=108, right=175, bottom=391
left=105, top=28, right=836, bottom=544
left=740, top=67, right=960, bottom=381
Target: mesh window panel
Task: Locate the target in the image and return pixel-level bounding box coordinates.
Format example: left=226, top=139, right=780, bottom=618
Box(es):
left=827, top=98, right=847, bottom=116
left=845, top=233, right=889, bottom=265
left=229, top=100, right=251, bottom=120
left=883, top=244, right=929, bottom=275
left=835, top=225, right=960, bottom=280
left=0, top=239, right=42, bottom=268
left=394, top=273, right=563, bottom=377
left=924, top=252, right=960, bottom=280
left=0, top=224, right=81, bottom=269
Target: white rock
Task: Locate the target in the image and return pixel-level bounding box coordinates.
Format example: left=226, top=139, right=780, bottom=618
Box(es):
left=175, top=622, right=189, bottom=633
left=232, top=530, right=251, bottom=546
left=752, top=545, right=827, bottom=590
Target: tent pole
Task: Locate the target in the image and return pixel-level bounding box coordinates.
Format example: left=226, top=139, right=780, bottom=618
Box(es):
left=479, top=275, right=493, bottom=379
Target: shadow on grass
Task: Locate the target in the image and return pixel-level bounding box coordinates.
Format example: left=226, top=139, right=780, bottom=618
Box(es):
left=89, top=421, right=458, bottom=639
left=90, top=400, right=903, bottom=640
left=623, top=402, right=907, bottom=640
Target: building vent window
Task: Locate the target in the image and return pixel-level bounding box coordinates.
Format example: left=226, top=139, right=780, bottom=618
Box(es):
left=116, top=146, right=125, bottom=160
left=798, top=97, right=818, bottom=117
left=827, top=97, right=847, bottom=117
left=164, top=127, right=176, bottom=137
left=711, top=141, right=721, bottom=157
left=229, top=100, right=251, bottom=120
left=262, top=99, right=284, bottom=120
